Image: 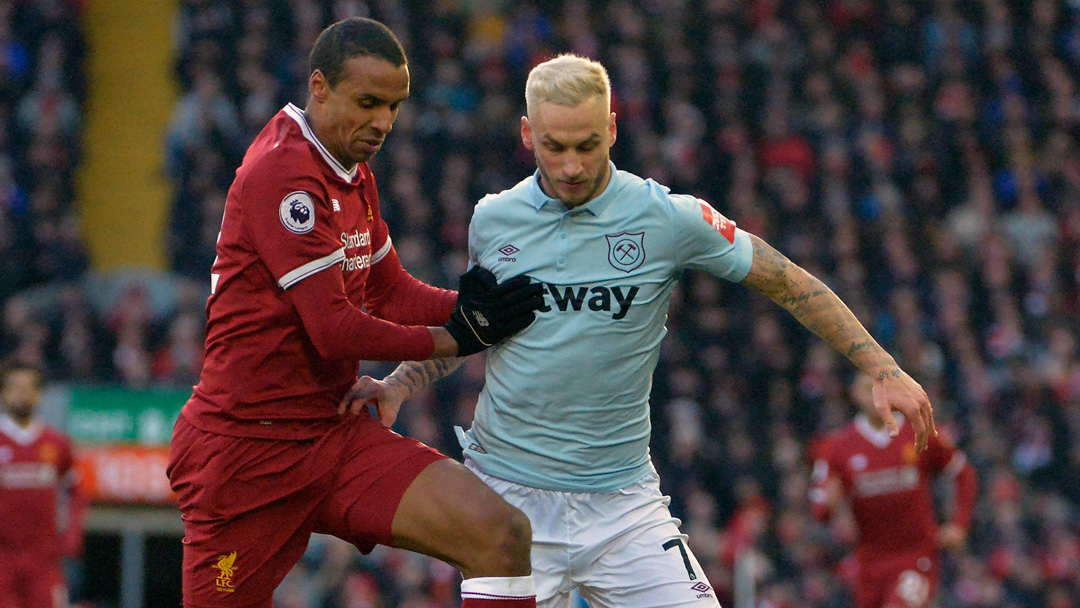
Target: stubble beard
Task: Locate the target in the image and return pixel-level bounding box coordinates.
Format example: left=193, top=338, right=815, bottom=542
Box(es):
left=536, top=156, right=609, bottom=208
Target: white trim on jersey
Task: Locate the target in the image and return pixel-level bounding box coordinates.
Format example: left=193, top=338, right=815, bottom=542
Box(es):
left=278, top=248, right=347, bottom=289
left=0, top=415, right=45, bottom=446
left=370, top=236, right=393, bottom=265
left=855, top=413, right=904, bottom=448
left=283, top=104, right=358, bottom=183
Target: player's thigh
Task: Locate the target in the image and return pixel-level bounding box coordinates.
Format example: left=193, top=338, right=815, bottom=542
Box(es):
left=466, top=459, right=574, bottom=602
left=0, top=554, right=68, bottom=608
left=530, top=540, right=577, bottom=607
left=313, top=413, right=447, bottom=555
left=857, top=558, right=937, bottom=608
left=0, top=560, right=23, bottom=608
left=21, top=566, right=67, bottom=608
left=169, top=416, right=327, bottom=607
left=575, top=477, right=720, bottom=608
left=580, top=529, right=719, bottom=608
left=390, top=457, right=528, bottom=570
left=180, top=515, right=311, bottom=608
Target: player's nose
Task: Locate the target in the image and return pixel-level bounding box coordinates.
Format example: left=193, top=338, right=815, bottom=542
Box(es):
left=562, top=152, right=584, bottom=177
left=370, top=106, right=395, bottom=135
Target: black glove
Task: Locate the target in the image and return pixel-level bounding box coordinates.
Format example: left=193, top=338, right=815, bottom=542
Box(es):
left=444, top=266, right=545, bottom=356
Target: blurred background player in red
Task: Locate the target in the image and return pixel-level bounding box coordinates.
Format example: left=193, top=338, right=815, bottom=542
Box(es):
left=809, top=374, right=977, bottom=608
left=0, top=359, right=85, bottom=608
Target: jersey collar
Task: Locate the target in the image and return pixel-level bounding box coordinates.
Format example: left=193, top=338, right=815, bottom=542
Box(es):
left=855, top=413, right=905, bottom=448
left=529, top=161, right=621, bottom=216
left=283, top=104, right=361, bottom=184
left=0, top=414, right=44, bottom=446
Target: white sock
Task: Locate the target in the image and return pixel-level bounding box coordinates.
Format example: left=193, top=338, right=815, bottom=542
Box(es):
left=460, top=575, right=537, bottom=600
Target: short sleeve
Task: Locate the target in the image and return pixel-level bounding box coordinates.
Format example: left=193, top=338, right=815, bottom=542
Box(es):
left=467, top=196, right=490, bottom=270
left=669, top=193, right=753, bottom=281
left=240, top=171, right=345, bottom=289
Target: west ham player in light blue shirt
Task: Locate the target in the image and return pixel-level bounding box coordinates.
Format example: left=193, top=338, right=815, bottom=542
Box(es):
left=340, top=54, right=936, bottom=607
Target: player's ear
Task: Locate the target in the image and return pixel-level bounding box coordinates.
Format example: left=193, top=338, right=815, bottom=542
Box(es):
left=521, top=116, right=534, bottom=151
left=310, top=69, right=330, bottom=103
left=609, top=112, right=617, bottom=146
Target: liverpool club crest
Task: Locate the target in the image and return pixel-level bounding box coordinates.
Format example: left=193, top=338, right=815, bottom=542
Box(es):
left=606, top=231, right=645, bottom=273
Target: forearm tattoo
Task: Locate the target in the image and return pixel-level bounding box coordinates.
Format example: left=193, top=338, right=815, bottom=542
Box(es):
left=744, top=235, right=895, bottom=373
left=384, top=357, right=466, bottom=399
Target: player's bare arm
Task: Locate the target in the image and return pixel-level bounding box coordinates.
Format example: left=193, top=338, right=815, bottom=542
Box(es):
left=339, top=357, right=467, bottom=426
left=740, top=233, right=936, bottom=451
left=387, top=357, right=467, bottom=396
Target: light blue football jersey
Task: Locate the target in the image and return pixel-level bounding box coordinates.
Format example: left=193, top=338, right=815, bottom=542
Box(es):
left=457, top=162, right=753, bottom=492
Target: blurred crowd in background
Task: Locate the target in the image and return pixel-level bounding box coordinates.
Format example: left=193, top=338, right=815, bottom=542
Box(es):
left=2, top=0, right=1080, bottom=607
left=0, top=0, right=89, bottom=302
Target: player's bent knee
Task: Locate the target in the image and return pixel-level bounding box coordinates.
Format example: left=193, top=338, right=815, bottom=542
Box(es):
left=393, top=459, right=533, bottom=577
left=502, top=504, right=532, bottom=558
left=461, top=499, right=532, bottom=576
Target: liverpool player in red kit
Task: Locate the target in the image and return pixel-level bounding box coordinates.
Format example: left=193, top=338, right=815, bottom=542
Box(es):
left=810, top=374, right=977, bottom=608
left=0, top=360, right=85, bottom=608
left=166, top=18, right=543, bottom=608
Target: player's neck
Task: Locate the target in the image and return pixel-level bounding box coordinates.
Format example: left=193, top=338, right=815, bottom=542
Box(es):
left=301, top=108, right=357, bottom=172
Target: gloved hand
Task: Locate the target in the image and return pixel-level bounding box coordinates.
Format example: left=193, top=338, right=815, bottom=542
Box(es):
left=444, top=266, right=545, bottom=356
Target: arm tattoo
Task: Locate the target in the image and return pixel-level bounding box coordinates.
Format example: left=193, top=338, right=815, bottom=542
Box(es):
left=744, top=237, right=833, bottom=323
left=744, top=237, right=790, bottom=296
left=384, top=357, right=467, bottom=399
left=742, top=234, right=897, bottom=374
left=847, top=339, right=874, bottom=358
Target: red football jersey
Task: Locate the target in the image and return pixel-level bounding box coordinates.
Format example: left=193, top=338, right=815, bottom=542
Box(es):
left=186, top=104, right=454, bottom=439
left=810, top=415, right=969, bottom=562
left=0, top=416, right=75, bottom=557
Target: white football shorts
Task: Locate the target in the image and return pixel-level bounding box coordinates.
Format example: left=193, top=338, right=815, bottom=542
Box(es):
left=465, top=459, right=721, bottom=608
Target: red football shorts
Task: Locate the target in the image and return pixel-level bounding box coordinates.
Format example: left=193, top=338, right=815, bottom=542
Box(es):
left=167, top=409, right=446, bottom=608
left=0, top=552, right=67, bottom=608
left=855, top=553, right=939, bottom=608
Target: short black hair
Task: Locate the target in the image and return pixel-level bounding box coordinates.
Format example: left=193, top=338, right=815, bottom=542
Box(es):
left=309, top=18, right=407, bottom=88
left=0, top=358, right=41, bottom=389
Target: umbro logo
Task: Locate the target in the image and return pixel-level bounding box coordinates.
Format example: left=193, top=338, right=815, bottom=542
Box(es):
left=332, top=199, right=341, bottom=212
left=467, top=443, right=487, bottom=454
left=498, top=244, right=519, bottom=262
left=690, top=581, right=713, bottom=599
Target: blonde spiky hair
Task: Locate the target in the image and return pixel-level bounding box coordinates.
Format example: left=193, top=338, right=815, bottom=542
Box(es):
left=525, top=54, right=611, bottom=118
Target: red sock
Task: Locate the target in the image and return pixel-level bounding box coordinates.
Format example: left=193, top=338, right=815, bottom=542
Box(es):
left=460, top=575, right=536, bottom=607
